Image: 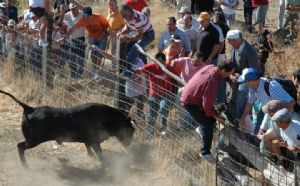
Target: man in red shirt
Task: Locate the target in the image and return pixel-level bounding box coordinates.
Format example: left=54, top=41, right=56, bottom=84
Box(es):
left=180, top=62, right=234, bottom=163
left=134, top=53, right=178, bottom=139
left=125, top=0, right=148, bottom=12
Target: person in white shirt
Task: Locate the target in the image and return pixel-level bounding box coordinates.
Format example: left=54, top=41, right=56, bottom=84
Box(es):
left=218, top=0, right=239, bottom=27
left=63, top=3, right=85, bottom=79
left=272, top=108, right=300, bottom=152
left=29, top=0, right=51, bottom=46
left=176, top=6, right=200, bottom=31
left=182, top=15, right=198, bottom=53
left=119, top=57, right=147, bottom=119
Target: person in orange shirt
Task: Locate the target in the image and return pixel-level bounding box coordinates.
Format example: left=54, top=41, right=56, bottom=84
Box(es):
left=163, top=34, right=185, bottom=74
left=64, top=7, right=109, bottom=79
left=107, top=0, right=125, bottom=69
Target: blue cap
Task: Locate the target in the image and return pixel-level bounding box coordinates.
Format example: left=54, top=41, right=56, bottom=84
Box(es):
left=271, top=108, right=291, bottom=123
left=83, top=7, right=92, bottom=16
left=238, top=68, right=259, bottom=83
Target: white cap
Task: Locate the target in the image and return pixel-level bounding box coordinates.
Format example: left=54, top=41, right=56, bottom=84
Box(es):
left=0, top=2, right=7, bottom=8
left=69, top=3, right=77, bottom=10
left=7, top=19, right=16, bottom=26
left=226, top=30, right=242, bottom=40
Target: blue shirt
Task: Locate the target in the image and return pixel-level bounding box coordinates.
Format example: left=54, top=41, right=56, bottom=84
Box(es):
left=8, top=6, right=18, bottom=23
left=248, top=78, right=293, bottom=105
left=157, top=28, right=191, bottom=52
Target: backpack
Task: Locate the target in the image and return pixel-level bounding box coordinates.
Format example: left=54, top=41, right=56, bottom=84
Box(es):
left=263, top=77, right=298, bottom=101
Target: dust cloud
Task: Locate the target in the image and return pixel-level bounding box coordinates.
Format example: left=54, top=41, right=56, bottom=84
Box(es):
left=0, top=142, right=173, bottom=186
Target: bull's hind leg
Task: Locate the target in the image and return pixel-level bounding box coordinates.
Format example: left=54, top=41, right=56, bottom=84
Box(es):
left=90, top=143, right=103, bottom=161
left=17, top=141, right=39, bottom=168
left=84, top=143, right=94, bottom=157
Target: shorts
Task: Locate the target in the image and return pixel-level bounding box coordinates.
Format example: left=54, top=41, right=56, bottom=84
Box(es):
left=256, top=5, right=268, bottom=23
left=30, top=7, right=46, bottom=19
left=224, top=14, right=236, bottom=26
left=89, top=38, right=107, bottom=61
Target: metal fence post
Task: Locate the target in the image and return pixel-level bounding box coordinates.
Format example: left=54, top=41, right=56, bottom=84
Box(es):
left=42, top=46, right=47, bottom=94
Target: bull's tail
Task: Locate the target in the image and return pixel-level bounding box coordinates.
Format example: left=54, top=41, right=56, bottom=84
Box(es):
left=0, top=90, right=34, bottom=114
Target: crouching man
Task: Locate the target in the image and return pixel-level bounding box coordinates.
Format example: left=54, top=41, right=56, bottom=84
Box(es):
left=180, top=62, right=234, bottom=164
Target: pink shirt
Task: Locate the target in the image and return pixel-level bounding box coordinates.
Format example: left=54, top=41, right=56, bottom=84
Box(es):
left=173, top=57, right=205, bottom=83
left=180, top=65, right=221, bottom=117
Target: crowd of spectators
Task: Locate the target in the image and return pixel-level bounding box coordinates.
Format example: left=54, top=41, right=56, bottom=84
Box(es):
left=1, top=0, right=300, bottom=167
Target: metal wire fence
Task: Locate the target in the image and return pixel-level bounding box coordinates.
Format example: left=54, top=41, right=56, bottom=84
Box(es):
left=0, top=27, right=299, bottom=185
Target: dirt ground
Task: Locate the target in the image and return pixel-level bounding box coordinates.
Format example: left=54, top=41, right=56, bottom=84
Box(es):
left=0, top=0, right=283, bottom=185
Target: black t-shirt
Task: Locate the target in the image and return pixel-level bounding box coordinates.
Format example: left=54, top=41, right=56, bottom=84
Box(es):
left=217, top=23, right=229, bottom=54
left=8, top=6, right=18, bottom=23
left=196, top=23, right=219, bottom=60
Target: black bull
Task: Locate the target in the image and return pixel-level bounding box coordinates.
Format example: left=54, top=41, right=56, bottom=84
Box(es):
left=0, top=90, right=136, bottom=168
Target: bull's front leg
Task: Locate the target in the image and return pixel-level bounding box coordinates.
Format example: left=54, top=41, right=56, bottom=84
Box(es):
left=90, top=143, right=104, bottom=161
left=84, top=143, right=94, bottom=157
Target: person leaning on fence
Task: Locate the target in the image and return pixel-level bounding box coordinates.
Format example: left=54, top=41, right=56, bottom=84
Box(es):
left=63, top=7, right=109, bottom=79
left=119, top=57, right=147, bottom=119
left=238, top=68, right=295, bottom=133
left=29, top=0, right=51, bottom=47
left=0, top=2, right=8, bottom=25
left=180, top=62, right=234, bottom=164
left=107, top=0, right=125, bottom=70
left=118, top=4, right=154, bottom=77
left=133, top=53, right=178, bottom=139
left=226, top=29, right=260, bottom=125
left=257, top=100, right=300, bottom=168
left=63, top=3, right=86, bottom=79
left=170, top=51, right=206, bottom=130
left=272, top=108, right=300, bottom=153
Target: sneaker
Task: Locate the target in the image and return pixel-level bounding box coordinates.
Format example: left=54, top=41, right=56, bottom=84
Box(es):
left=38, top=39, right=49, bottom=47
left=159, top=130, right=166, bottom=136
left=199, top=153, right=216, bottom=164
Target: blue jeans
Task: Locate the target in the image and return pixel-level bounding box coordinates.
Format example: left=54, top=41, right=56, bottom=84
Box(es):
left=89, top=37, right=107, bottom=62
left=147, top=94, right=172, bottom=138
left=70, top=37, right=85, bottom=79
left=184, top=104, right=215, bottom=155
left=236, top=83, right=249, bottom=120
left=125, top=30, right=155, bottom=76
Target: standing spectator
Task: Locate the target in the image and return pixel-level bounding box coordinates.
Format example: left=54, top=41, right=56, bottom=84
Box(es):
left=133, top=53, right=178, bottom=139
left=181, top=15, right=198, bottom=53
left=119, top=57, right=147, bottom=119
left=107, top=0, right=125, bottom=70
left=213, top=9, right=230, bottom=63
left=176, top=6, right=200, bottom=31
left=238, top=68, right=295, bottom=130
left=29, top=0, right=51, bottom=46
left=191, top=0, right=214, bottom=15
left=196, top=12, right=219, bottom=65
left=252, top=0, right=269, bottom=34
left=64, top=7, right=109, bottom=79
left=226, top=30, right=260, bottom=123
left=180, top=62, right=234, bottom=163
left=282, top=0, right=300, bottom=42
left=272, top=108, right=300, bottom=152
left=218, top=0, right=239, bottom=27
left=158, top=17, right=191, bottom=55
left=170, top=52, right=206, bottom=129
left=243, top=0, right=253, bottom=33
left=125, top=0, right=148, bottom=12
left=118, top=4, right=154, bottom=76
left=0, top=2, right=8, bottom=25
left=63, top=3, right=85, bottom=79
left=6, top=0, right=18, bottom=23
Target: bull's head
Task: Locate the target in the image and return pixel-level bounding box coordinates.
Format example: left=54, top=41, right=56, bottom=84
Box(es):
left=117, top=118, right=137, bottom=147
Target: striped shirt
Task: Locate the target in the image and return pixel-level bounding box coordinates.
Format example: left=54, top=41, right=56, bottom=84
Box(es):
left=248, top=78, right=293, bottom=105
left=126, top=10, right=152, bottom=33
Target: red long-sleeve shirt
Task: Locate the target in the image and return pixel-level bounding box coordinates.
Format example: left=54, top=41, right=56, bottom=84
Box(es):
left=180, top=65, right=221, bottom=117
